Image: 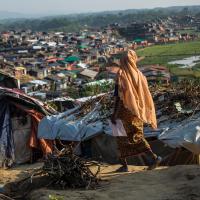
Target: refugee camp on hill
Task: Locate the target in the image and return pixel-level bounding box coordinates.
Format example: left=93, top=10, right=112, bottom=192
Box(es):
left=1, top=2, right=200, bottom=200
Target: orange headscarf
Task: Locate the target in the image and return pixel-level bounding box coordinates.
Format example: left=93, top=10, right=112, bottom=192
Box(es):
left=118, top=50, right=157, bottom=129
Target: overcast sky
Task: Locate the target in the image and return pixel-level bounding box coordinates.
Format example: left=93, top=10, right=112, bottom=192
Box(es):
left=1, top=0, right=200, bottom=15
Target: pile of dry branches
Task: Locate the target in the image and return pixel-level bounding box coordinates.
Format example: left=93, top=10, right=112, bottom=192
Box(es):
left=152, top=80, right=200, bottom=121
left=3, top=146, right=100, bottom=200
left=75, top=94, right=113, bottom=118
left=43, top=147, right=100, bottom=189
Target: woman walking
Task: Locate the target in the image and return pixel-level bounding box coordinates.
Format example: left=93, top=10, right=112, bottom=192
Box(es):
left=111, top=50, right=161, bottom=172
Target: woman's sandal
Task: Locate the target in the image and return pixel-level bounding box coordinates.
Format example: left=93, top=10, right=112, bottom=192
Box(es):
left=147, top=156, right=162, bottom=170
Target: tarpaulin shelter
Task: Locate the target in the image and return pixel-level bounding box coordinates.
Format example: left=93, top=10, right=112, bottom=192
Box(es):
left=0, top=87, right=56, bottom=167
left=38, top=95, right=113, bottom=142
left=38, top=93, right=121, bottom=163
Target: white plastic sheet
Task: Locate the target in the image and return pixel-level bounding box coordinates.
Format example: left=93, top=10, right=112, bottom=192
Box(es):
left=38, top=104, right=113, bottom=141
left=158, top=118, right=200, bottom=154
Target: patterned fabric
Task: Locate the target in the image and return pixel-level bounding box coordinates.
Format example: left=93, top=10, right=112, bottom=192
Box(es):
left=116, top=100, right=152, bottom=159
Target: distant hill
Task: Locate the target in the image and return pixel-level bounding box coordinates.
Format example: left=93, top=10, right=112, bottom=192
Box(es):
left=1, top=5, right=200, bottom=20
left=155, top=5, right=200, bottom=12
left=0, top=5, right=200, bottom=32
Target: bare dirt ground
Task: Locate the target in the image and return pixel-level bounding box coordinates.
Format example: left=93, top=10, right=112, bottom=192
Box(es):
left=1, top=164, right=200, bottom=200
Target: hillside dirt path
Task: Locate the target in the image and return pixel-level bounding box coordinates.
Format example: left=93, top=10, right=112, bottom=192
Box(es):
left=1, top=164, right=200, bottom=200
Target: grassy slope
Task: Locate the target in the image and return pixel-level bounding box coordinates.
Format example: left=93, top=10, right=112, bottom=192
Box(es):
left=136, top=41, right=200, bottom=77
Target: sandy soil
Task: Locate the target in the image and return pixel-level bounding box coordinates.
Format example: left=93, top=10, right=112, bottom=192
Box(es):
left=1, top=164, right=200, bottom=200
left=0, top=162, right=43, bottom=185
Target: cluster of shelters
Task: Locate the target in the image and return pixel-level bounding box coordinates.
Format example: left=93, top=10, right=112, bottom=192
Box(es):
left=117, top=16, right=199, bottom=44
left=0, top=21, right=184, bottom=104
left=0, top=29, right=134, bottom=100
